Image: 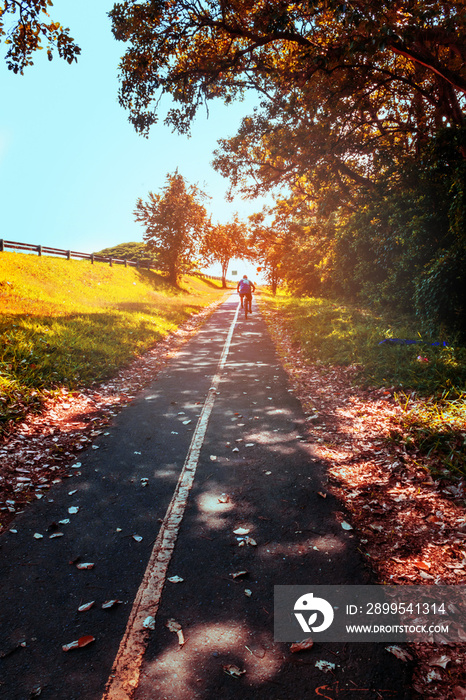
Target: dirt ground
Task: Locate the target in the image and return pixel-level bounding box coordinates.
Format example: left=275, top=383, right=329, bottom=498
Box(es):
left=1, top=298, right=465, bottom=699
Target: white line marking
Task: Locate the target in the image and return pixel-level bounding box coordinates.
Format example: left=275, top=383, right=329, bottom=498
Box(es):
left=102, top=301, right=240, bottom=700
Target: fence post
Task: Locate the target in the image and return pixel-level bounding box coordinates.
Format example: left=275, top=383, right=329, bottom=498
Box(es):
left=109, top=257, right=113, bottom=267
left=38, top=245, right=42, bottom=256
left=124, top=258, right=127, bottom=267
left=91, top=254, right=94, bottom=264
left=0, top=239, right=4, bottom=252
left=67, top=250, right=71, bottom=260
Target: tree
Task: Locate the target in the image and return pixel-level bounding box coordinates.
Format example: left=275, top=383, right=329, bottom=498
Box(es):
left=248, top=211, right=291, bottom=295
left=200, top=216, right=248, bottom=288
left=1, top=0, right=81, bottom=73
left=110, top=1, right=466, bottom=149
left=134, top=171, right=209, bottom=285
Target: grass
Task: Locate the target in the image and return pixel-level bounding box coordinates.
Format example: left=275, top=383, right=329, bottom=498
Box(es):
left=262, top=291, right=466, bottom=477
left=0, top=252, right=225, bottom=434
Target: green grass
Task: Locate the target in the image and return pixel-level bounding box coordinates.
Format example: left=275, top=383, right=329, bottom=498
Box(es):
left=0, top=252, right=225, bottom=434
left=262, top=291, right=466, bottom=477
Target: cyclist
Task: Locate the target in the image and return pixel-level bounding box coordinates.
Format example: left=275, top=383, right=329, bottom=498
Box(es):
left=237, top=275, right=255, bottom=313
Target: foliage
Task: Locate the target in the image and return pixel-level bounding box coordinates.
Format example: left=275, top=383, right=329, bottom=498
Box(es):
left=0, top=251, right=224, bottom=435
left=134, top=171, right=209, bottom=285
left=329, top=128, right=466, bottom=332
left=0, top=0, right=81, bottom=73
left=248, top=209, right=291, bottom=295
left=94, top=241, right=156, bottom=265
left=262, top=291, right=466, bottom=476
left=110, top=1, right=466, bottom=144
left=200, top=216, right=248, bottom=288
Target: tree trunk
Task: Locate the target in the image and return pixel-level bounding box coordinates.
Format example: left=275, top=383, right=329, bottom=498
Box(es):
left=221, top=262, right=228, bottom=288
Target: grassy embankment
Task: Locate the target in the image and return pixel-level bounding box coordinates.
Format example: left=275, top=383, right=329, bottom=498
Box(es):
left=262, top=292, right=466, bottom=478
left=0, top=252, right=225, bottom=435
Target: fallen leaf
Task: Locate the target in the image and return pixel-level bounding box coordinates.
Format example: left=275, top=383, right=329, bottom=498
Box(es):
left=78, top=601, right=95, bottom=612
left=318, top=492, right=327, bottom=499
left=49, top=532, right=64, bottom=539
left=143, top=616, right=156, bottom=630
left=341, top=521, right=353, bottom=531
left=76, top=562, right=95, bottom=570
left=412, top=560, right=431, bottom=571
left=315, top=660, right=335, bottom=673
left=426, top=669, right=442, bottom=682
left=62, top=635, right=95, bottom=652
left=428, top=654, right=451, bottom=669
left=68, top=506, right=79, bottom=514
left=166, top=618, right=185, bottom=645
left=238, top=536, right=257, bottom=547
left=132, top=535, right=143, bottom=542
left=244, top=589, right=252, bottom=597
left=33, top=533, right=43, bottom=539
left=168, top=575, right=184, bottom=583
left=102, top=599, right=122, bottom=609
left=385, top=645, right=413, bottom=662
left=291, top=638, right=314, bottom=653
left=231, top=570, right=248, bottom=579
left=234, top=527, right=250, bottom=535
left=223, top=664, right=246, bottom=677
left=419, top=571, right=434, bottom=579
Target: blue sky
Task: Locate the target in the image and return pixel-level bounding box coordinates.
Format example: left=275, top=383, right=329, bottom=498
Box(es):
left=0, top=1, right=268, bottom=279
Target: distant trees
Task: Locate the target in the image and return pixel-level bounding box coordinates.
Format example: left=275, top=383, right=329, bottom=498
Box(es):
left=134, top=171, right=209, bottom=285
left=201, top=217, right=248, bottom=288
left=94, top=242, right=156, bottom=266
left=1, top=0, right=81, bottom=73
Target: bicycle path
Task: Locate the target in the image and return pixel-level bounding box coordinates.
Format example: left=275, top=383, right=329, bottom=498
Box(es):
left=0, top=294, right=412, bottom=700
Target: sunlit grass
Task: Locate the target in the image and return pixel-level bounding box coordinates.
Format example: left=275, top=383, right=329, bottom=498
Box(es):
left=262, top=291, right=466, bottom=477
left=0, top=253, right=224, bottom=433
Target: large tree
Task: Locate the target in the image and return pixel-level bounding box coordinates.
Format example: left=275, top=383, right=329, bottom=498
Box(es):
left=0, top=0, right=81, bottom=73
left=109, top=0, right=466, bottom=147
left=134, top=171, right=209, bottom=285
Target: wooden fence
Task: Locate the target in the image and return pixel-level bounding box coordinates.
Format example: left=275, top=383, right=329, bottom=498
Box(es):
left=0, top=239, right=223, bottom=282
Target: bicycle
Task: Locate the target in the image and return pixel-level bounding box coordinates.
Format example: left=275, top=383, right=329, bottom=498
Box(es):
left=243, top=293, right=252, bottom=319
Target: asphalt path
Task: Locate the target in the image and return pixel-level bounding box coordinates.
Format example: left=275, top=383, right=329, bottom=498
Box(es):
left=0, top=294, right=412, bottom=700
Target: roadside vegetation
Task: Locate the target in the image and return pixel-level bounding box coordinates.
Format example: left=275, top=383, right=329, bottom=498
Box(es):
left=262, top=291, right=466, bottom=479
left=0, top=252, right=224, bottom=436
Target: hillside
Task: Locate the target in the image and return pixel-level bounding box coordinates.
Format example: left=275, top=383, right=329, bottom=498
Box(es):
left=0, top=252, right=225, bottom=434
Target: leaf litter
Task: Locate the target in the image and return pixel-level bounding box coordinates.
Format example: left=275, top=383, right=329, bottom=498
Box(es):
left=263, top=303, right=466, bottom=699
left=0, top=300, right=223, bottom=535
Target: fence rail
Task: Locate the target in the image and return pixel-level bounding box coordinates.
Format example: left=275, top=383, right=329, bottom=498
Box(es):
left=0, top=238, right=224, bottom=282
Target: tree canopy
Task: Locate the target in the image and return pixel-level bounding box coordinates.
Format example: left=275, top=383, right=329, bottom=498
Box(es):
left=0, top=0, right=81, bottom=73
left=110, top=0, right=466, bottom=144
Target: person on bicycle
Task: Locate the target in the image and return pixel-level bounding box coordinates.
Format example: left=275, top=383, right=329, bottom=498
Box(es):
left=237, top=275, right=255, bottom=313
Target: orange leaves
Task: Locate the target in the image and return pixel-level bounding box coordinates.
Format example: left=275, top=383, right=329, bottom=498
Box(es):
left=62, top=635, right=95, bottom=652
